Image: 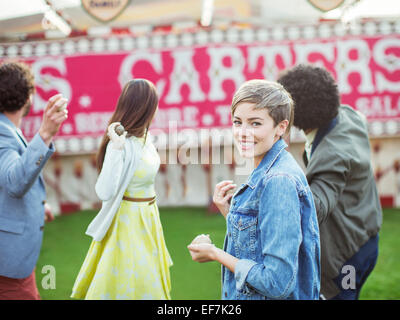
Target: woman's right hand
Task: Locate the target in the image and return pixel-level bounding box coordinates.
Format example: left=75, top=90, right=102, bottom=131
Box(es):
left=107, top=122, right=127, bottom=150
left=213, top=180, right=236, bottom=218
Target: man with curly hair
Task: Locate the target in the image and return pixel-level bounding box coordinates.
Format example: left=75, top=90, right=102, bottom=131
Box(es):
left=278, top=64, right=382, bottom=300
left=0, top=61, right=68, bottom=299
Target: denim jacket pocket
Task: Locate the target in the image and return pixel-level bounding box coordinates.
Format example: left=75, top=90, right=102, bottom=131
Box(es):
left=229, top=210, right=258, bottom=260
left=231, top=210, right=257, bottom=230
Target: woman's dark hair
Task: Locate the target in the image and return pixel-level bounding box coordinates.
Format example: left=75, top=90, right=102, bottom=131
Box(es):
left=277, top=64, right=340, bottom=131
left=0, top=61, right=35, bottom=113
left=96, top=79, right=159, bottom=172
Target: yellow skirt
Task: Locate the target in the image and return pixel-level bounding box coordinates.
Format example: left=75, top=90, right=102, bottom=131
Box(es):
left=71, top=200, right=173, bottom=300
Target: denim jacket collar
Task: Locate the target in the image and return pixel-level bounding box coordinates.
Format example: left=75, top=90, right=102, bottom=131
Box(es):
left=246, top=138, right=287, bottom=189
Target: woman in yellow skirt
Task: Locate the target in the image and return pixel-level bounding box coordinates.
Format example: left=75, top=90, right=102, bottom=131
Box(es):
left=71, top=79, right=172, bottom=300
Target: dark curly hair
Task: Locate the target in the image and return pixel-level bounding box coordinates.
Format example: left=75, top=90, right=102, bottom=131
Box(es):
left=0, top=61, right=35, bottom=113
left=277, top=64, right=340, bottom=131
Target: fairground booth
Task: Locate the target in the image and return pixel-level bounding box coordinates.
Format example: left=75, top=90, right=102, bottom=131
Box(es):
left=1, top=0, right=399, bottom=214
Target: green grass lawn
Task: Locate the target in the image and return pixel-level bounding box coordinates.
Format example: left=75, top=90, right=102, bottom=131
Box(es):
left=35, top=207, right=400, bottom=300
left=359, top=208, right=400, bottom=300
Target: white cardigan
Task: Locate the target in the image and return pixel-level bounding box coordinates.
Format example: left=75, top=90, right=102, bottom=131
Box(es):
left=86, top=137, right=140, bottom=241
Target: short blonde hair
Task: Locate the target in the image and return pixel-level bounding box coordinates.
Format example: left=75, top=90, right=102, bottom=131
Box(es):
left=231, top=79, right=294, bottom=137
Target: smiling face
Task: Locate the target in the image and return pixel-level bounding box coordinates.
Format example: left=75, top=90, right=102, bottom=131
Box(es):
left=232, top=102, right=288, bottom=167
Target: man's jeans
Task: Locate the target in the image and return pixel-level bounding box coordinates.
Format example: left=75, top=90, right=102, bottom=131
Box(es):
left=331, top=235, right=379, bottom=300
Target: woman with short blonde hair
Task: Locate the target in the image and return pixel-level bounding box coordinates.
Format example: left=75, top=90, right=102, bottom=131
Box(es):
left=188, top=79, right=321, bottom=300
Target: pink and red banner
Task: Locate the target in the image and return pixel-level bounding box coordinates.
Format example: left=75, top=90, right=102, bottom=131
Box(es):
left=5, top=32, right=400, bottom=140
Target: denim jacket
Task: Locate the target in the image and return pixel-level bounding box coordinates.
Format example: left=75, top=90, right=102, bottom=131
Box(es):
left=222, top=138, right=321, bottom=300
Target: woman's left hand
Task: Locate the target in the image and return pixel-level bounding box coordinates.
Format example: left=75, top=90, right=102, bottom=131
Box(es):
left=187, top=243, right=218, bottom=263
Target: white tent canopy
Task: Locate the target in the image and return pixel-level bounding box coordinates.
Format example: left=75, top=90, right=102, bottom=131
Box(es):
left=0, top=0, right=399, bottom=41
